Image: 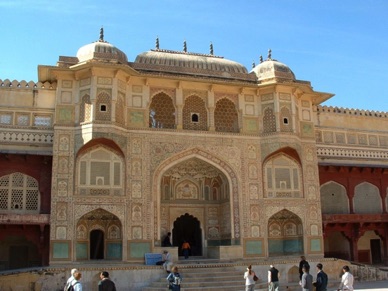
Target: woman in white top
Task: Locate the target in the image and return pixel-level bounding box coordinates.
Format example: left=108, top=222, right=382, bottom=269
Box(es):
left=244, top=264, right=257, bottom=291
left=338, top=265, right=354, bottom=291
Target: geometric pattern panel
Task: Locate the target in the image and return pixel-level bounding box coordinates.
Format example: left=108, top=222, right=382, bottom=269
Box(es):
left=214, top=98, right=239, bottom=133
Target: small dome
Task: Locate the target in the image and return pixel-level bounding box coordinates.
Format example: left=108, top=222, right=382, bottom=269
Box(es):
left=76, top=28, right=128, bottom=64
left=251, top=59, right=295, bottom=82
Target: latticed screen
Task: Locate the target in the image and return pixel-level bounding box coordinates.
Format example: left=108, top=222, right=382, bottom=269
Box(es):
left=34, top=115, right=51, bottom=127
left=265, top=155, right=301, bottom=198
left=0, top=173, right=40, bottom=213
left=80, top=94, right=91, bottom=123
left=214, top=98, right=239, bottom=133
left=96, top=91, right=111, bottom=121
left=90, top=161, right=110, bottom=185
left=0, top=113, right=12, bottom=124
left=183, top=95, right=208, bottom=130
left=149, top=93, right=176, bottom=129
left=263, top=107, right=276, bottom=133
left=78, top=148, right=123, bottom=195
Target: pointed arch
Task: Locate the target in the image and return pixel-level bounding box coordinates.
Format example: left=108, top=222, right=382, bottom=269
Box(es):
left=76, top=139, right=125, bottom=196
left=354, top=182, right=382, bottom=214
left=214, top=97, right=239, bottom=132
left=183, top=94, right=208, bottom=130
left=0, top=172, right=40, bottom=214
left=152, top=147, right=241, bottom=242
left=76, top=208, right=122, bottom=260
left=268, top=209, right=304, bottom=256
left=320, top=181, right=349, bottom=214
left=263, top=149, right=302, bottom=198
left=149, top=92, right=176, bottom=129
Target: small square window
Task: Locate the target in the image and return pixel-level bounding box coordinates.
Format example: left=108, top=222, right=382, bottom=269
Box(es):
left=283, top=118, right=289, bottom=124
left=100, top=104, right=107, bottom=112
left=191, top=113, right=199, bottom=123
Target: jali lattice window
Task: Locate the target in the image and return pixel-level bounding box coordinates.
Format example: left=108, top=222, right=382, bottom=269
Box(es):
left=263, top=107, right=276, bottom=133
left=80, top=94, right=91, bottom=123
left=264, top=155, right=302, bottom=198
left=78, top=147, right=123, bottom=196
left=149, top=93, right=176, bottom=129
left=183, top=95, right=208, bottom=131
left=95, top=91, right=111, bottom=121
left=214, top=98, right=239, bottom=133
left=0, top=172, right=40, bottom=214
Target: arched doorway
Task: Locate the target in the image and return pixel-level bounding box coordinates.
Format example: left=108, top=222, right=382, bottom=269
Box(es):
left=173, top=213, right=202, bottom=257
left=268, top=209, right=304, bottom=256
left=76, top=208, right=122, bottom=261
left=90, top=229, right=104, bottom=259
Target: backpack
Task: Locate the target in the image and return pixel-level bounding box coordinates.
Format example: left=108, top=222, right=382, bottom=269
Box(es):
left=168, top=272, right=181, bottom=286
left=64, top=281, right=80, bottom=291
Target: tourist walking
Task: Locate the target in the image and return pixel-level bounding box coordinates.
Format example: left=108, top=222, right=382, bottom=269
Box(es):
left=244, top=264, right=257, bottom=291
left=64, top=268, right=78, bottom=291
left=338, top=265, right=354, bottom=291
left=268, top=264, right=280, bottom=291
left=167, top=266, right=182, bottom=291
left=181, top=240, right=191, bottom=259
left=314, top=263, right=328, bottom=291
left=98, top=271, right=116, bottom=291
left=300, top=265, right=313, bottom=291
left=299, top=256, right=310, bottom=280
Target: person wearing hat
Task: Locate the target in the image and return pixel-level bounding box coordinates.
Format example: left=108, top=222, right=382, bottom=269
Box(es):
left=268, top=264, right=280, bottom=291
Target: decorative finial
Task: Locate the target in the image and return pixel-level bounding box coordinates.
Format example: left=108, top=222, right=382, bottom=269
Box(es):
left=155, top=36, right=160, bottom=50
left=260, top=55, right=263, bottom=63
left=99, top=27, right=104, bottom=42
left=252, top=61, right=256, bottom=68
left=210, top=42, right=214, bottom=55
left=183, top=40, right=187, bottom=52
left=268, top=49, right=272, bottom=60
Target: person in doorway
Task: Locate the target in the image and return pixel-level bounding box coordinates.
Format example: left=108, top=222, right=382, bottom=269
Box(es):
left=181, top=240, right=191, bottom=259
left=314, top=263, right=328, bottom=291
left=98, top=271, right=116, bottom=291
left=162, top=232, right=172, bottom=247
left=64, top=268, right=78, bottom=291
left=301, top=265, right=313, bottom=291
left=299, top=256, right=310, bottom=280
left=268, top=264, right=280, bottom=291
left=166, top=266, right=182, bottom=291
left=338, top=265, right=354, bottom=291
left=244, top=264, right=257, bottom=291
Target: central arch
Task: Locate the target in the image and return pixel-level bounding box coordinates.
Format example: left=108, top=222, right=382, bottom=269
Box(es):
left=152, top=148, right=241, bottom=256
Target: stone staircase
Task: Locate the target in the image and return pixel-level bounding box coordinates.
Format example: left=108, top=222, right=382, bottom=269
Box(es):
left=142, top=265, right=268, bottom=291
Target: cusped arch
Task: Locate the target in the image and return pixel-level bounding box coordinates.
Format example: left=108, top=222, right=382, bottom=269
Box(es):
left=268, top=209, right=304, bottom=256
left=320, top=181, right=349, bottom=214
left=153, top=147, right=241, bottom=239
left=354, top=182, right=382, bottom=214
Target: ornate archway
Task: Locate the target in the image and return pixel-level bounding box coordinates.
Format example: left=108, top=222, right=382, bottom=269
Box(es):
left=76, top=208, right=122, bottom=260
left=153, top=148, right=241, bottom=252
left=268, top=209, right=304, bottom=256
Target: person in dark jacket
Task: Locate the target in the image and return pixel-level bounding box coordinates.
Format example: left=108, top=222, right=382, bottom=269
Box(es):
left=268, top=264, right=280, bottom=291
left=314, top=263, right=328, bottom=291
left=98, top=271, right=116, bottom=291
left=299, top=256, right=310, bottom=280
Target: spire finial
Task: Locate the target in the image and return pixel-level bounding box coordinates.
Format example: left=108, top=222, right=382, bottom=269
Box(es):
left=155, top=36, right=160, bottom=50
left=268, top=49, right=272, bottom=60
left=260, top=55, right=263, bottom=63
left=210, top=42, right=214, bottom=55
left=252, top=61, right=256, bottom=68
left=183, top=40, right=187, bottom=52
left=99, top=27, right=104, bottom=42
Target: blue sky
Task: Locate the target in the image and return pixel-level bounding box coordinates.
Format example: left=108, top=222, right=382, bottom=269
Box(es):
left=0, top=0, right=387, bottom=111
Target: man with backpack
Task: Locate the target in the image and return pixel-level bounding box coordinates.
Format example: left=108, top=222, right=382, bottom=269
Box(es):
left=166, top=266, right=182, bottom=291
left=64, top=270, right=82, bottom=291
